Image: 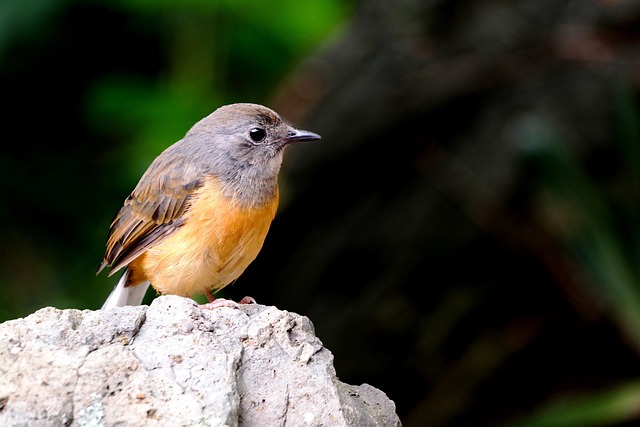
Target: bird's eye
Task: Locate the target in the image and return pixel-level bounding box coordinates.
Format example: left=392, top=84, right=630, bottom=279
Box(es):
left=249, top=127, right=266, bottom=142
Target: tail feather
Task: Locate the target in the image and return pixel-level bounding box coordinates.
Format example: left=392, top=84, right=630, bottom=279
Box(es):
left=101, top=268, right=151, bottom=309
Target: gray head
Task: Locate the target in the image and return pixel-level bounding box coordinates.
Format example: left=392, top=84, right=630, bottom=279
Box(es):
left=182, top=103, right=320, bottom=205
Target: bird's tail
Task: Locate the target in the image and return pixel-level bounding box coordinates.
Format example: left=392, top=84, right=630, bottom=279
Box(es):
left=101, top=268, right=151, bottom=309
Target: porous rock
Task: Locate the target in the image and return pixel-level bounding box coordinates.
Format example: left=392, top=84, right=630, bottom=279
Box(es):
left=0, top=296, right=401, bottom=426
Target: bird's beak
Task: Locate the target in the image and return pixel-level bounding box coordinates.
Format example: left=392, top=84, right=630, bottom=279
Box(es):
left=286, top=128, right=321, bottom=144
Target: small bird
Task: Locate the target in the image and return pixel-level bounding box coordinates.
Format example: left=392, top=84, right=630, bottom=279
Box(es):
left=97, top=103, right=320, bottom=309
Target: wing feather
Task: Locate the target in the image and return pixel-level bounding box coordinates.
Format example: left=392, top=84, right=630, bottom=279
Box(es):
left=98, top=145, right=204, bottom=276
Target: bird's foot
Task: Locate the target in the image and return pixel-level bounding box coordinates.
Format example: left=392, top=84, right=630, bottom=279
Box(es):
left=238, top=296, right=257, bottom=304
left=199, top=296, right=257, bottom=310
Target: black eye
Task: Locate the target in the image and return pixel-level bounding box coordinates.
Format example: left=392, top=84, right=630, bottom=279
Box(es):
left=249, top=127, right=266, bottom=142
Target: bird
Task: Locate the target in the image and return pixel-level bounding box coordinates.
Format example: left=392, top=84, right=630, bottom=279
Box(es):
left=97, top=103, right=320, bottom=310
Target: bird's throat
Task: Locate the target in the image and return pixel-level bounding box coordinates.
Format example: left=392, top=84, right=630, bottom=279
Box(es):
left=219, top=173, right=279, bottom=210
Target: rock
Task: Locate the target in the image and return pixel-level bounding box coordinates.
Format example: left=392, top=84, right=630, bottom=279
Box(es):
left=0, top=296, right=401, bottom=426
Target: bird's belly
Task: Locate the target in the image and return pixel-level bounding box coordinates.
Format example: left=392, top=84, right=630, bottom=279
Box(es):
left=137, top=181, right=278, bottom=297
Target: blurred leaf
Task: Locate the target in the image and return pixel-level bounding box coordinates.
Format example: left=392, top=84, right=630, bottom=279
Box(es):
left=501, top=381, right=640, bottom=427
left=516, top=115, right=640, bottom=351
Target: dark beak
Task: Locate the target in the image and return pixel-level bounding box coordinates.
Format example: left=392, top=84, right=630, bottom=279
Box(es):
left=286, top=128, right=321, bottom=144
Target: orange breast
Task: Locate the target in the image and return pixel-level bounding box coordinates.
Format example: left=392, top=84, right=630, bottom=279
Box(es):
left=128, top=177, right=278, bottom=297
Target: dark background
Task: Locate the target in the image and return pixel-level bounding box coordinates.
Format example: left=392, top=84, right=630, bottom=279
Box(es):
left=2, top=1, right=640, bottom=426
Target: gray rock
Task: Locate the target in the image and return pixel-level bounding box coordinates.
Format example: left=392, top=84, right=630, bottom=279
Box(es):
left=0, top=296, right=401, bottom=427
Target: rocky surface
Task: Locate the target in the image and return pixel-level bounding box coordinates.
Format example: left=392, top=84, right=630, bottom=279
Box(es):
left=0, top=296, right=400, bottom=426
